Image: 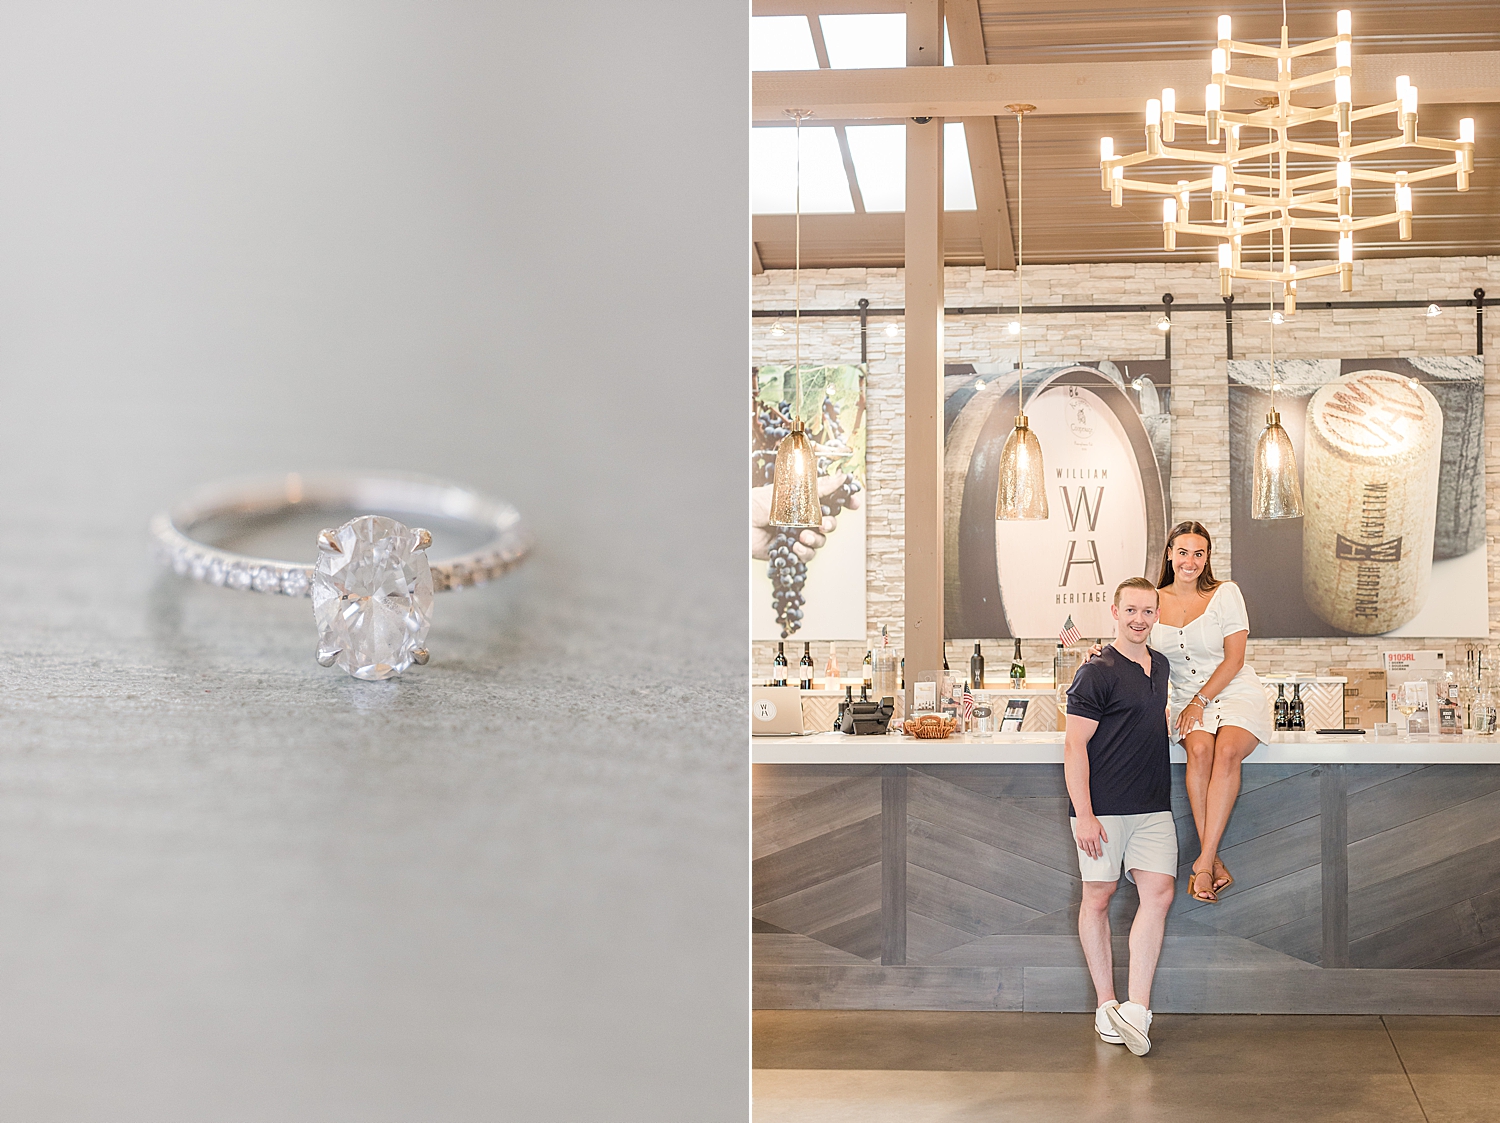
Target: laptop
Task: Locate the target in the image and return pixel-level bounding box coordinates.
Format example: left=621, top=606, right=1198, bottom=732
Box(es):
left=751, top=685, right=811, bottom=736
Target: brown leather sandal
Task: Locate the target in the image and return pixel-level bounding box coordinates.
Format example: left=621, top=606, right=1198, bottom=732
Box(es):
left=1188, top=868, right=1218, bottom=903
left=1213, top=857, right=1235, bottom=893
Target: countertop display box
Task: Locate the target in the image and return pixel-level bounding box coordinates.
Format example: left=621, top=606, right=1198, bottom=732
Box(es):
left=1330, top=666, right=1389, bottom=730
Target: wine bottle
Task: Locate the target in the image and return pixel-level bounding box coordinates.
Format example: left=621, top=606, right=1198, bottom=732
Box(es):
left=970, top=643, right=985, bottom=690
left=1010, top=639, right=1025, bottom=688
left=1274, top=683, right=1289, bottom=730
left=825, top=642, right=840, bottom=683
left=800, top=643, right=814, bottom=690
left=773, top=642, right=788, bottom=687
left=899, top=657, right=905, bottom=690
left=863, top=651, right=873, bottom=691
left=943, top=646, right=950, bottom=672
left=1290, top=682, right=1306, bottom=731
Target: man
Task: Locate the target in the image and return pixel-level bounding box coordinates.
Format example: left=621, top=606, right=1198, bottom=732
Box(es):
left=1064, top=577, right=1176, bottom=1056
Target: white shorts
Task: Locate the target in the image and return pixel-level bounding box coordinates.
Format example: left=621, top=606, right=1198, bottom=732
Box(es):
left=1070, top=811, right=1178, bottom=884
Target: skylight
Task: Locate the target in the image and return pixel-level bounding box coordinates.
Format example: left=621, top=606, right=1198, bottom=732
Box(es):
left=841, top=123, right=976, bottom=212
left=844, top=126, right=905, bottom=212
left=818, top=14, right=905, bottom=69
left=751, top=127, right=855, bottom=214
left=750, top=16, right=819, bottom=71
left=943, top=122, right=977, bottom=210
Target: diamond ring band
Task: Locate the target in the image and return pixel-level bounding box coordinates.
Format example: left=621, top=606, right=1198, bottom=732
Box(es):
left=150, top=474, right=531, bottom=680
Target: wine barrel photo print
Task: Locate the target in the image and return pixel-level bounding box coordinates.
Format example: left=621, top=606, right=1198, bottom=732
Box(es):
left=1227, top=356, right=1486, bottom=638
left=944, top=361, right=1171, bottom=641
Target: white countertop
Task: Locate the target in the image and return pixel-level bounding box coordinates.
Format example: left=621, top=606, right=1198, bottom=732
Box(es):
left=751, top=730, right=1500, bottom=765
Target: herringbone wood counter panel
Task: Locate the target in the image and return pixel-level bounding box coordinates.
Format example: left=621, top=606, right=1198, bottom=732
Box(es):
left=753, top=762, right=1500, bottom=1013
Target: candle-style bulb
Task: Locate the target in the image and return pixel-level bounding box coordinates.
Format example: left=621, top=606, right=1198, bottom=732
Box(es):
left=1100, top=136, right=1114, bottom=160
left=1337, top=9, right=1352, bottom=35
left=1218, top=14, right=1232, bottom=41
left=1162, top=87, right=1175, bottom=114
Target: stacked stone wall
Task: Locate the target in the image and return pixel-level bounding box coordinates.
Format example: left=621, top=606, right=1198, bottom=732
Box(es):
left=751, top=257, right=1500, bottom=682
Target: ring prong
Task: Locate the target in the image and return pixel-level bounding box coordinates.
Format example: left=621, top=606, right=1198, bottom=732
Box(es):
left=318, top=529, right=342, bottom=554
left=412, top=648, right=429, bottom=665
left=414, top=528, right=432, bottom=551
left=317, top=647, right=339, bottom=668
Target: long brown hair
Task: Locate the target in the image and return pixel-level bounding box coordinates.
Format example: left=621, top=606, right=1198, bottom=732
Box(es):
left=1157, top=520, right=1222, bottom=594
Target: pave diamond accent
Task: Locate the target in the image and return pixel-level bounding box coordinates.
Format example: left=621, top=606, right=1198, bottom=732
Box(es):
left=312, top=515, right=433, bottom=681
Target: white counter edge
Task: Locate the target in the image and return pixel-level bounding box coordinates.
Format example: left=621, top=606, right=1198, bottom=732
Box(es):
left=751, top=730, right=1500, bottom=765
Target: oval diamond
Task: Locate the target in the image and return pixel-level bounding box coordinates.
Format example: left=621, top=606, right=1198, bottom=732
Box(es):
left=312, top=515, right=433, bottom=680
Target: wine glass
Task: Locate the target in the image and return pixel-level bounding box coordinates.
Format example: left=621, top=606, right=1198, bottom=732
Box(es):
left=1397, top=682, right=1422, bottom=740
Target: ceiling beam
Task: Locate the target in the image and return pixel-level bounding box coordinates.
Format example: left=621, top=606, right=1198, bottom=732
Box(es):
left=754, top=51, right=1500, bottom=120
left=945, top=0, right=1012, bottom=271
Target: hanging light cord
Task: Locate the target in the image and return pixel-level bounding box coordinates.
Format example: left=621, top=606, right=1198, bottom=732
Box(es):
left=794, top=111, right=803, bottom=430
left=1269, top=130, right=1276, bottom=418
left=1017, top=110, right=1025, bottom=409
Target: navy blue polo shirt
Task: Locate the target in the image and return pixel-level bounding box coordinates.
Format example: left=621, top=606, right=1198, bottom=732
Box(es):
left=1065, top=643, right=1171, bottom=817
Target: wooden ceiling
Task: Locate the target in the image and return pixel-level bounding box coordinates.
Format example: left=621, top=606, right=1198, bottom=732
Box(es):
left=751, top=0, right=1500, bottom=269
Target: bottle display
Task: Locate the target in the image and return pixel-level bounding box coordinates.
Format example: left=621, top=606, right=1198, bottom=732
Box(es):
left=773, top=642, right=788, bottom=687
left=863, top=650, right=873, bottom=690
left=800, top=642, right=814, bottom=690
left=1274, top=683, right=1289, bottom=731
left=1010, top=640, right=1025, bottom=688
left=970, top=643, right=985, bottom=690
left=1289, top=682, right=1306, bottom=731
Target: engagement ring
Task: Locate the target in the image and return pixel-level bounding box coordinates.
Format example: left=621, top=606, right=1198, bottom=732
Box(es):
left=150, top=474, right=531, bottom=680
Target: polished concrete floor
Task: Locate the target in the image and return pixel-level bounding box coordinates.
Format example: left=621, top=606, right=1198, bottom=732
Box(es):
left=753, top=1011, right=1500, bottom=1122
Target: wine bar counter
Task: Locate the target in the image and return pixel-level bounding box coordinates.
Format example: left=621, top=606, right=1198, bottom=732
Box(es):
left=753, top=732, right=1500, bottom=1014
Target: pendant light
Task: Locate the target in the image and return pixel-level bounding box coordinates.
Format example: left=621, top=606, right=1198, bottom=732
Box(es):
left=769, top=109, right=821, bottom=529
left=996, top=104, right=1049, bottom=521
left=1251, top=135, right=1304, bottom=520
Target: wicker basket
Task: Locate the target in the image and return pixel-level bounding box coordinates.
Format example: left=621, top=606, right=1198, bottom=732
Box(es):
left=903, top=715, right=957, bottom=739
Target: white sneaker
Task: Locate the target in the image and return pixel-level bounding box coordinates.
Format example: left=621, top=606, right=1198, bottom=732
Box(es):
left=1094, top=1000, right=1124, bottom=1044
left=1105, top=1001, right=1153, bottom=1056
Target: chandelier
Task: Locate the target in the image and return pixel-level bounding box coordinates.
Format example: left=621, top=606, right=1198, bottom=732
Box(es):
left=1099, top=9, right=1476, bottom=315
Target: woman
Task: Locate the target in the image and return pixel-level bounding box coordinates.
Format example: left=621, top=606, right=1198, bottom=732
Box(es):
left=1154, top=521, right=1272, bottom=904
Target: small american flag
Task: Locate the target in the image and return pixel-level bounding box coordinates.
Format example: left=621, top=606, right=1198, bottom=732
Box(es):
left=961, top=682, right=975, bottom=728
left=1059, top=615, right=1082, bottom=648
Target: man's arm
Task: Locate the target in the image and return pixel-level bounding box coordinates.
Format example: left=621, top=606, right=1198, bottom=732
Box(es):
left=1064, top=713, right=1106, bottom=859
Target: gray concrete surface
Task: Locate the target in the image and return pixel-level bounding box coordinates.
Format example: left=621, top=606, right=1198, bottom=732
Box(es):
left=0, top=3, right=747, bottom=1120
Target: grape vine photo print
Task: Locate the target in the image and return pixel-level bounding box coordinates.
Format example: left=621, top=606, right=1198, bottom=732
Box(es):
left=751, top=364, right=866, bottom=641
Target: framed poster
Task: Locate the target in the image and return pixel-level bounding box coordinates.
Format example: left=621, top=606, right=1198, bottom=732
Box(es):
left=751, top=364, right=867, bottom=641
left=943, top=360, right=1172, bottom=640
left=1228, top=356, right=1486, bottom=637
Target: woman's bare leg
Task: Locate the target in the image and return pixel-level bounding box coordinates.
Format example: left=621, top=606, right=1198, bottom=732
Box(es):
left=1195, top=724, right=1259, bottom=881
left=1183, top=729, right=1216, bottom=872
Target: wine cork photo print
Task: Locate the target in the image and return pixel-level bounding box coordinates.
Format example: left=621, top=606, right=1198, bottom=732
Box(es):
left=1228, top=356, right=1486, bottom=638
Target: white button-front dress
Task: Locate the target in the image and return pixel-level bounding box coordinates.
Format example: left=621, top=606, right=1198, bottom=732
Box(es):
left=1151, top=581, right=1273, bottom=744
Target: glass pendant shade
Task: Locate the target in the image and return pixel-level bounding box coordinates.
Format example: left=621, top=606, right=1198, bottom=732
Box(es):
left=1251, top=411, right=1305, bottom=520
left=996, top=415, right=1050, bottom=521
left=769, top=423, right=821, bottom=528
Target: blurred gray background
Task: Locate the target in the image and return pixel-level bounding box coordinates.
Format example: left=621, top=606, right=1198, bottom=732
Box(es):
left=0, top=2, right=746, bottom=1119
